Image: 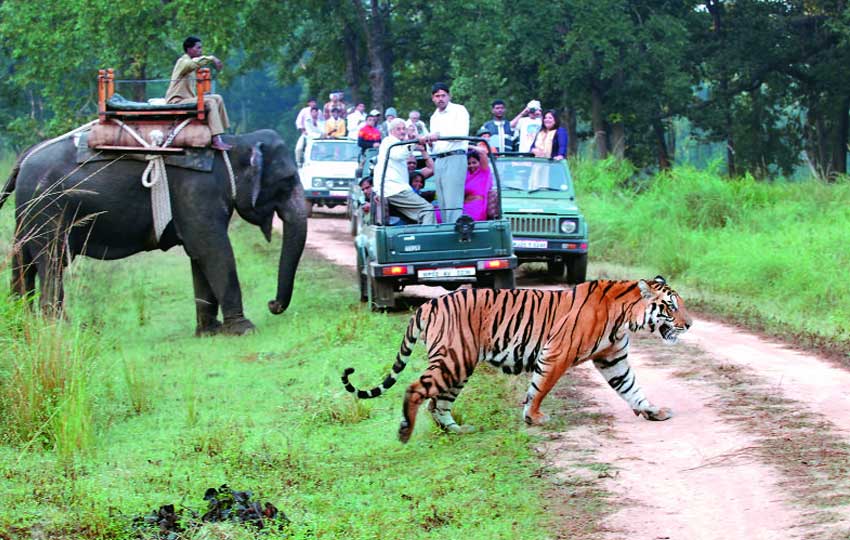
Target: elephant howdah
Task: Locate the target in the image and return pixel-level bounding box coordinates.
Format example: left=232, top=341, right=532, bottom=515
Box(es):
left=0, top=128, right=308, bottom=336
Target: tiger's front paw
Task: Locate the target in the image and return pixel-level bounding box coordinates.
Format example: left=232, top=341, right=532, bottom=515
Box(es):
left=524, top=411, right=551, bottom=425
left=635, top=407, right=674, bottom=421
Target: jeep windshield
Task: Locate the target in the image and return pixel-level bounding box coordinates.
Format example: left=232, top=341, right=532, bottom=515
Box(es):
left=494, top=158, right=573, bottom=193
left=309, top=140, right=360, bottom=162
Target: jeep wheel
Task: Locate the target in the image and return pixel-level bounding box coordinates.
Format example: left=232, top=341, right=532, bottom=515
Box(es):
left=369, top=275, right=396, bottom=311
left=476, top=270, right=515, bottom=290
left=546, top=260, right=567, bottom=281
left=350, top=212, right=358, bottom=237
left=357, top=254, right=368, bottom=302
left=492, top=269, right=516, bottom=289
left=566, top=253, right=588, bottom=284
left=305, top=200, right=313, bottom=218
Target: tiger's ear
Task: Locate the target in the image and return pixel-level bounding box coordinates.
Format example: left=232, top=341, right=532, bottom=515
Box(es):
left=638, top=279, right=654, bottom=300
left=653, top=275, right=666, bottom=285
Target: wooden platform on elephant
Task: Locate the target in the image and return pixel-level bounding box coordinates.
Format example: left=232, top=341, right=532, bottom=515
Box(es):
left=92, top=67, right=213, bottom=154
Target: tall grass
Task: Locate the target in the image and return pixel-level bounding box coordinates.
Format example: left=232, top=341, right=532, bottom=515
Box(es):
left=573, top=157, right=850, bottom=344
left=0, top=296, right=100, bottom=460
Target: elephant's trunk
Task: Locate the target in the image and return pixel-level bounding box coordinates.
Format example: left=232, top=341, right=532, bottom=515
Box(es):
left=268, top=184, right=308, bottom=315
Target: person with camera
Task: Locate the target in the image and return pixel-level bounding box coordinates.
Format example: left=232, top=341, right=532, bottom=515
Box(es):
left=511, top=99, right=543, bottom=153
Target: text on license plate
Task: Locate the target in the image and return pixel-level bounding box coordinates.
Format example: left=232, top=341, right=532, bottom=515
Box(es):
left=418, top=267, right=476, bottom=279
left=513, top=239, right=548, bottom=249
left=330, top=190, right=348, bottom=197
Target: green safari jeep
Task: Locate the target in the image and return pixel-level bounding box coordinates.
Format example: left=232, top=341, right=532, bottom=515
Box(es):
left=353, top=137, right=517, bottom=310
left=495, top=155, right=588, bottom=283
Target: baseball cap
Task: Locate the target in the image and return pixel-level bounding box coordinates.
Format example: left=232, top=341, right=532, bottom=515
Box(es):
left=385, top=107, right=397, bottom=117
left=368, top=109, right=380, bottom=117
left=527, top=100, right=541, bottom=111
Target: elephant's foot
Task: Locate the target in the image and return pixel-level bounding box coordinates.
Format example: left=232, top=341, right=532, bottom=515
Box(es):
left=220, top=317, right=256, bottom=336
left=195, top=319, right=223, bottom=337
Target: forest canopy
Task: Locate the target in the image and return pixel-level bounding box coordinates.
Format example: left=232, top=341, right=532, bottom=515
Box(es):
left=1, top=0, right=848, bottom=179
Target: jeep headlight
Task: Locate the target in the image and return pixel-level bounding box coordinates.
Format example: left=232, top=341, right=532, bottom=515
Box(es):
left=312, top=178, right=325, bottom=188
left=559, top=219, right=578, bottom=234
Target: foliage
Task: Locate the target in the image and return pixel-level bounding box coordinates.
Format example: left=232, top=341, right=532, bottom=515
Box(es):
left=575, top=159, right=850, bottom=341
left=2, top=1, right=850, bottom=176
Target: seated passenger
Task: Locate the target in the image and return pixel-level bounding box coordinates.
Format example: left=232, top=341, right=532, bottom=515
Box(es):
left=461, top=148, right=492, bottom=221
left=357, top=110, right=382, bottom=152
left=165, top=36, right=232, bottom=151
left=409, top=172, right=425, bottom=194
left=434, top=148, right=492, bottom=223
left=324, top=107, right=347, bottom=138
left=358, top=177, right=373, bottom=214
left=374, top=119, right=435, bottom=225
left=406, top=144, right=434, bottom=180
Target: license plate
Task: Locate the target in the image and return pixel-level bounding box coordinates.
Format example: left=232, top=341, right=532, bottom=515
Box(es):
left=330, top=190, right=348, bottom=197
left=418, top=267, right=476, bottom=279
left=513, top=239, right=548, bottom=249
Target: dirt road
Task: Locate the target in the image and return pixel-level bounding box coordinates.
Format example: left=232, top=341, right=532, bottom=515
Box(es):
left=298, top=209, right=850, bottom=540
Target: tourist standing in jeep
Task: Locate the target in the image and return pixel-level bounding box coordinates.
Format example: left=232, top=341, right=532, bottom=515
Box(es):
left=420, top=82, right=469, bottom=224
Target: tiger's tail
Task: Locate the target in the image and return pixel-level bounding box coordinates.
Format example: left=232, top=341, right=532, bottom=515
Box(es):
left=341, top=301, right=431, bottom=399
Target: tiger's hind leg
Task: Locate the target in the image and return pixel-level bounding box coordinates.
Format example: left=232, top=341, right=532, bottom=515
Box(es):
left=592, top=354, right=673, bottom=421
left=400, top=377, right=441, bottom=444
left=427, top=378, right=476, bottom=435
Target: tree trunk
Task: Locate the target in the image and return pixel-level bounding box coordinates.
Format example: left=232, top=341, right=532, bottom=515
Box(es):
left=829, top=94, right=849, bottom=180
left=342, top=22, right=363, bottom=105
left=591, top=84, right=608, bottom=159
left=132, top=63, right=147, bottom=103
left=653, top=117, right=671, bottom=170
left=352, top=0, right=393, bottom=112
left=611, top=121, right=625, bottom=159
left=566, top=105, right=578, bottom=157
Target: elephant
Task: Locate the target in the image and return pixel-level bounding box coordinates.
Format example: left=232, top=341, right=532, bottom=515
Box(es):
left=0, top=129, right=307, bottom=336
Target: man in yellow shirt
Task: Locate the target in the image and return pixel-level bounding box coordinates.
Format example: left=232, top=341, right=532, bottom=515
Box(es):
left=165, top=36, right=232, bottom=151
left=324, top=107, right=347, bottom=138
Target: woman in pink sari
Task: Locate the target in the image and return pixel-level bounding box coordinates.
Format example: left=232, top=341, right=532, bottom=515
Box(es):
left=462, top=148, right=492, bottom=221
left=434, top=148, right=492, bottom=223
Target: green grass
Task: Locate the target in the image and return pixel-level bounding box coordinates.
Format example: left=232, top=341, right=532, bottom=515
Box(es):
left=0, top=215, right=570, bottom=539
left=573, top=157, right=850, bottom=351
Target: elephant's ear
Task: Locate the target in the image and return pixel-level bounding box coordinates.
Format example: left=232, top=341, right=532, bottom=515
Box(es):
left=250, top=142, right=264, bottom=208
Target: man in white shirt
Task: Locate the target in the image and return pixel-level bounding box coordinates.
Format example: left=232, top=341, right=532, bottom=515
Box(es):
left=347, top=102, right=366, bottom=140
left=375, top=118, right=436, bottom=224
left=511, top=99, right=543, bottom=153
left=420, top=82, right=469, bottom=224
left=295, top=97, right=323, bottom=133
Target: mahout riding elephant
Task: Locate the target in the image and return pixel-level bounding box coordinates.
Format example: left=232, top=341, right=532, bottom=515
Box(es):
left=0, top=129, right=307, bottom=335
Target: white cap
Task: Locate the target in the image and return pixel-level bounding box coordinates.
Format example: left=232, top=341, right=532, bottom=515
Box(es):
left=527, top=100, right=541, bottom=110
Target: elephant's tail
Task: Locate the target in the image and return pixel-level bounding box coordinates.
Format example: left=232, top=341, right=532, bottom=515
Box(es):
left=0, top=152, right=23, bottom=212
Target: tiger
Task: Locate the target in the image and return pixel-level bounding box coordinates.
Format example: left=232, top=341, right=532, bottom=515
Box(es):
left=341, top=276, right=692, bottom=444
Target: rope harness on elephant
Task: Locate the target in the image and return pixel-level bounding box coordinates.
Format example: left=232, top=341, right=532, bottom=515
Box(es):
left=18, top=120, right=100, bottom=172
left=110, top=119, right=237, bottom=242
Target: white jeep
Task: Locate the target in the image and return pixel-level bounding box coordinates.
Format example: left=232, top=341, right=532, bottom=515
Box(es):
left=299, top=138, right=361, bottom=216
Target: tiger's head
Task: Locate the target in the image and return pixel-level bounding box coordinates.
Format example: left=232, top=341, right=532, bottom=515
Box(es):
left=638, top=276, right=692, bottom=344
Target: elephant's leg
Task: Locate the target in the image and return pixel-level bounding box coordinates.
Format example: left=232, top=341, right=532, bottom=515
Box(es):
left=185, top=237, right=254, bottom=336
left=191, top=259, right=222, bottom=336
left=35, top=241, right=67, bottom=317
left=11, top=243, right=36, bottom=301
